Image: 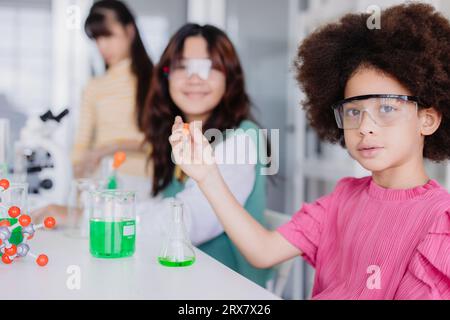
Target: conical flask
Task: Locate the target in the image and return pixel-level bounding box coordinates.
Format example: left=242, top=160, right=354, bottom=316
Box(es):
left=158, top=200, right=195, bottom=267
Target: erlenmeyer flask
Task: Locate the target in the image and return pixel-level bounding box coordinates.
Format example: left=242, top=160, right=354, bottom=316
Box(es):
left=158, top=200, right=195, bottom=267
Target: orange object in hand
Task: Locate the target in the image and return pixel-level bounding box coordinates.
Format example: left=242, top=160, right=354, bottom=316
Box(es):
left=113, top=151, right=126, bottom=169
left=182, top=123, right=190, bottom=135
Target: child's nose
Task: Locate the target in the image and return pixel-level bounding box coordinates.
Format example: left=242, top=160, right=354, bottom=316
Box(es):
left=187, top=73, right=204, bottom=83
left=359, top=111, right=378, bottom=135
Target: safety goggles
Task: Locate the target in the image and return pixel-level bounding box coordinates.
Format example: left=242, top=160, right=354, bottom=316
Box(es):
left=332, top=94, right=420, bottom=130
left=169, top=58, right=214, bottom=81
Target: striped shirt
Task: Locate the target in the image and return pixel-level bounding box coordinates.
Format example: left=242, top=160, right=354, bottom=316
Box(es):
left=278, top=176, right=450, bottom=300
left=72, top=58, right=151, bottom=177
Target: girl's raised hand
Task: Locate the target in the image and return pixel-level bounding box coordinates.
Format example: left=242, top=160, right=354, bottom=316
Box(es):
left=169, top=116, right=217, bottom=183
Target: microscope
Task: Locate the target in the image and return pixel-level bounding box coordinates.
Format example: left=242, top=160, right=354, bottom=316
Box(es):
left=14, top=109, right=72, bottom=204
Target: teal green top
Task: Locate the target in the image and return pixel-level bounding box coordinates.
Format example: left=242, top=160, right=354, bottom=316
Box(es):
left=162, top=120, right=272, bottom=287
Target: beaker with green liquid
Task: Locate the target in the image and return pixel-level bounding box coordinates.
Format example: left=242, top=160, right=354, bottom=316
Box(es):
left=89, top=190, right=136, bottom=258
left=158, top=200, right=195, bottom=267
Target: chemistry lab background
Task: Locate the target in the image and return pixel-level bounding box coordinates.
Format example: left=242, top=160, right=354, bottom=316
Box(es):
left=1, top=0, right=450, bottom=299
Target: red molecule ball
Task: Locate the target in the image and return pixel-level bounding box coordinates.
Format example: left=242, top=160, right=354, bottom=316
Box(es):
left=5, top=244, right=17, bottom=256
left=0, top=220, right=11, bottom=227
left=2, top=254, right=12, bottom=264
left=19, top=215, right=31, bottom=227
left=0, top=179, right=9, bottom=190
left=8, top=206, right=21, bottom=218
left=36, top=254, right=48, bottom=266
left=44, top=217, right=56, bottom=229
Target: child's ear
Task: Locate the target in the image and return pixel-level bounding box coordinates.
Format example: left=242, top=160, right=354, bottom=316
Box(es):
left=419, top=107, right=442, bottom=136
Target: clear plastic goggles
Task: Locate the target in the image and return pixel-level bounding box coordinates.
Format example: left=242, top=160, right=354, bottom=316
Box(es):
left=332, top=94, right=420, bottom=130
left=170, top=59, right=213, bottom=81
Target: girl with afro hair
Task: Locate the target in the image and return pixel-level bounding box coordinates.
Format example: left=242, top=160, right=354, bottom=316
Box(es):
left=168, top=3, right=450, bottom=299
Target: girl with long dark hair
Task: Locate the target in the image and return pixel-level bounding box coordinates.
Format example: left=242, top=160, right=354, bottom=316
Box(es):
left=32, top=1, right=154, bottom=226
left=141, top=23, right=271, bottom=287
left=72, top=0, right=153, bottom=180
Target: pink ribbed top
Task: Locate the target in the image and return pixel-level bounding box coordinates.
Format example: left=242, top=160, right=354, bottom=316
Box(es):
left=277, top=176, right=450, bottom=300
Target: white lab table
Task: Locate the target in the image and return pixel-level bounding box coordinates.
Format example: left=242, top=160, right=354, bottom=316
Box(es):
left=0, top=228, right=280, bottom=300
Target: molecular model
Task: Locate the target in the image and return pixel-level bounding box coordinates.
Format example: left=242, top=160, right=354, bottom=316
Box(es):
left=0, top=178, right=56, bottom=266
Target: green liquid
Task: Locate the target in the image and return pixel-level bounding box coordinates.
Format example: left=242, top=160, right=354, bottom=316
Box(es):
left=107, top=175, right=118, bottom=190
left=158, top=256, right=195, bottom=267
left=0, top=218, right=23, bottom=257
left=89, top=219, right=136, bottom=258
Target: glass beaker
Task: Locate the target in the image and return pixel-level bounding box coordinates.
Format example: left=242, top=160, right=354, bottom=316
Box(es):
left=65, top=179, right=106, bottom=239
left=158, top=200, right=195, bottom=267
left=89, top=190, right=136, bottom=258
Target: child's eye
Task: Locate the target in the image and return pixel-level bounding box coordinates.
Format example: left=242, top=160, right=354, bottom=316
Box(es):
left=345, top=109, right=361, bottom=117
left=380, top=105, right=396, bottom=113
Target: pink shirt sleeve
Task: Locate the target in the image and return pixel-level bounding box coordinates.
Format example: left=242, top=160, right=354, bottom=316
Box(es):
left=276, top=192, right=335, bottom=267
left=394, top=210, right=450, bottom=300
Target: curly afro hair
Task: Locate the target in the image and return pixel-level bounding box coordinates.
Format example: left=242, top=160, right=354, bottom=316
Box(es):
left=296, top=3, right=450, bottom=162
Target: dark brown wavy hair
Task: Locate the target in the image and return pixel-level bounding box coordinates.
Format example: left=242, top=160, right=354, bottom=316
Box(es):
left=85, top=0, right=153, bottom=131
left=296, top=3, right=450, bottom=161
left=143, top=24, right=255, bottom=196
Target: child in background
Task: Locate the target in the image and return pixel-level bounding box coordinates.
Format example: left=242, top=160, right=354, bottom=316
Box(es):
left=142, top=24, right=271, bottom=287
left=72, top=0, right=153, bottom=181
left=169, top=3, right=450, bottom=299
